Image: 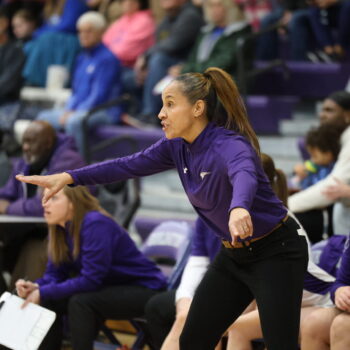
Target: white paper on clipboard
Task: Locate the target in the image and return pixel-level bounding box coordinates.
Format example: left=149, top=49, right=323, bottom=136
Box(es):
left=0, top=292, right=56, bottom=350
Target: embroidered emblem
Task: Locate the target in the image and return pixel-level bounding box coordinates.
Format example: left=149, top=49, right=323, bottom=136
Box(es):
left=200, top=171, right=211, bottom=180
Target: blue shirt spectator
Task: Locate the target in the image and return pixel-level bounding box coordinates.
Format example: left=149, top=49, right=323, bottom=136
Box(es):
left=34, top=0, right=89, bottom=37
left=65, top=43, right=121, bottom=114
left=38, top=12, right=123, bottom=154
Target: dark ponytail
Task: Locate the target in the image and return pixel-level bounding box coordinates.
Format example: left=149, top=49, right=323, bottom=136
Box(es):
left=273, top=169, right=288, bottom=207
left=261, top=153, right=288, bottom=207
left=174, top=67, right=260, bottom=156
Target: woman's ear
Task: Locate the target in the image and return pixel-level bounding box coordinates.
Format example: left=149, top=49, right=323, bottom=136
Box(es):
left=193, top=100, right=205, bottom=118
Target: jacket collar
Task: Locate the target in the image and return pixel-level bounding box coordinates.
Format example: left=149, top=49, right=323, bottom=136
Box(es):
left=185, top=122, right=217, bottom=153
left=201, top=21, right=249, bottom=36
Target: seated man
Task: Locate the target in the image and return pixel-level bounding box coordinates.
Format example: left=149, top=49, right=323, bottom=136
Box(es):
left=38, top=11, right=122, bottom=154
left=0, top=120, right=85, bottom=291
left=0, top=7, right=25, bottom=133
left=0, top=120, right=85, bottom=216
left=290, top=91, right=350, bottom=241
left=130, top=0, right=203, bottom=124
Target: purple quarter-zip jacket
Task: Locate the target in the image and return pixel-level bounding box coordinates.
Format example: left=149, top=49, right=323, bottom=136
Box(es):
left=67, top=123, right=287, bottom=241
left=36, top=211, right=167, bottom=301
left=192, top=217, right=221, bottom=261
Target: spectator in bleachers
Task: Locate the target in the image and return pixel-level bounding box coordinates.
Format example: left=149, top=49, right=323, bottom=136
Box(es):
left=298, top=91, right=350, bottom=160
left=234, top=0, right=273, bottom=32
left=129, top=0, right=203, bottom=125
left=16, top=185, right=167, bottom=350
left=256, top=0, right=313, bottom=61
left=300, top=235, right=350, bottom=350
left=0, top=7, right=25, bottom=133
left=292, top=123, right=344, bottom=190
left=0, top=120, right=85, bottom=292
left=12, top=9, right=38, bottom=45
left=290, top=91, right=350, bottom=241
left=22, top=0, right=97, bottom=86
left=103, top=0, right=155, bottom=89
left=0, top=120, right=85, bottom=216
left=167, top=0, right=251, bottom=78
left=38, top=11, right=122, bottom=154
left=319, top=90, right=350, bottom=124
left=145, top=218, right=222, bottom=350
left=309, top=0, right=350, bottom=62
left=33, top=0, right=89, bottom=37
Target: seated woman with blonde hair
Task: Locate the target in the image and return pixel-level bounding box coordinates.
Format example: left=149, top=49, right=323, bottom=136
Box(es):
left=16, top=185, right=167, bottom=350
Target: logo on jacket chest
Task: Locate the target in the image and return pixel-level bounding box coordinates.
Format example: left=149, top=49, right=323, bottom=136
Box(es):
left=200, top=171, right=211, bottom=180
left=183, top=168, right=211, bottom=180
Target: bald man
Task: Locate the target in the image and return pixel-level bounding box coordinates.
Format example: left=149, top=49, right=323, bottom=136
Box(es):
left=0, top=121, right=86, bottom=292
left=0, top=120, right=85, bottom=216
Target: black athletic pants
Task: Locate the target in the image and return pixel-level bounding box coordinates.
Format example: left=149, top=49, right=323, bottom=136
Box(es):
left=180, top=217, right=308, bottom=350
left=39, top=285, right=161, bottom=350
left=145, top=290, right=176, bottom=349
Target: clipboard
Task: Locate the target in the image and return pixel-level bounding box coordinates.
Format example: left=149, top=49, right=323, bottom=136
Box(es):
left=0, top=292, right=56, bottom=350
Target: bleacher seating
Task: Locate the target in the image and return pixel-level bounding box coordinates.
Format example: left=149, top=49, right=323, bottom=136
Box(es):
left=252, top=62, right=350, bottom=98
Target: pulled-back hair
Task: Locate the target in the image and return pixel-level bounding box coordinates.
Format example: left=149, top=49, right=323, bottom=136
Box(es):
left=48, top=186, right=108, bottom=265
left=174, top=67, right=260, bottom=156
left=261, top=153, right=288, bottom=207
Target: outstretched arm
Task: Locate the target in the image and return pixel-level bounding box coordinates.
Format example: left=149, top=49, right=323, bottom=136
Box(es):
left=16, top=172, right=73, bottom=204
left=16, top=138, right=175, bottom=203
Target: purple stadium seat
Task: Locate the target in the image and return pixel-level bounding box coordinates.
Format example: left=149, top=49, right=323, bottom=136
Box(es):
left=140, top=220, right=194, bottom=284
left=252, top=62, right=350, bottom=98
left=88, top=126, right=164, bottom=161
left=134, top=217, right=195, bottom=243
left=246, top=96, right=299, bottom=134
left=87, top=97, right=297, bottom=159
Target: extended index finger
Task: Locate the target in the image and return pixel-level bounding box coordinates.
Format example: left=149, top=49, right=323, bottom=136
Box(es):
left=16, top=175, right=45, bottom=187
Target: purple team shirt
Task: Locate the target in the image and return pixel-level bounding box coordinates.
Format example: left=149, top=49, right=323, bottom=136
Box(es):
left=68, top=123, right=287, bottom=242
left=36, top=211, right=167, bottom=301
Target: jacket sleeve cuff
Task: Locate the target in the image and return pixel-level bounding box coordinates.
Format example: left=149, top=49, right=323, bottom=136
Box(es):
left=65, top=170, right=79, bottom=186
left=39, top=284, right=55, bottom=301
